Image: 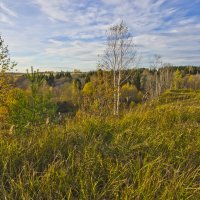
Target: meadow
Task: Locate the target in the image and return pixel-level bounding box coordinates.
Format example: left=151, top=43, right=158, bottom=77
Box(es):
left=0, top=89, right=199, bottom=199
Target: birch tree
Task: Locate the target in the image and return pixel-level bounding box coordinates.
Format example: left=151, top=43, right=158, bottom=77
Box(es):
left=150, top=54, right=163, bottom=96
left=100, top=21, right=138, bottom=115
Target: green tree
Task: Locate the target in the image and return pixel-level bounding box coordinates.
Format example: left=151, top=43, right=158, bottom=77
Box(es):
left=9, top=89, right=56, bottom=133
left=45, top=73, right=55, bottom=86
left=25, top=67, right=45, bottom=97
left=9, top=67, right=57, bottom=133
left=172, top=69, right=183, bottom=89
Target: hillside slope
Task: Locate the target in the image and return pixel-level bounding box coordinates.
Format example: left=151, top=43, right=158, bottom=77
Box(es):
left=0, top=90, right=199, bottom=199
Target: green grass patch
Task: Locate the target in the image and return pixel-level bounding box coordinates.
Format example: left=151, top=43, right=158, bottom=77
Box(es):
left=0, top=90, right=199, bottom=199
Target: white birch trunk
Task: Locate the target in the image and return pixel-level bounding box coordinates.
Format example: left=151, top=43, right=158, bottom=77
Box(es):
left=113, top=69, right=116, bottom=115
left=116, top=70, right=121, bottom=116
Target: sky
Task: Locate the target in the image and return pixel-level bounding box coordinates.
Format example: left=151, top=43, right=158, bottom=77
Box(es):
left=0, top=0, right=200, bottom=72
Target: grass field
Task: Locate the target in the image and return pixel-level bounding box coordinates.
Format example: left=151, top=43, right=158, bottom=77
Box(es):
left=0, top=90, right=199, bottom=199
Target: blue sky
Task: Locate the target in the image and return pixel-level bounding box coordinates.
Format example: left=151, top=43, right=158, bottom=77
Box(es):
left=0, top=0, right=200, bottom=72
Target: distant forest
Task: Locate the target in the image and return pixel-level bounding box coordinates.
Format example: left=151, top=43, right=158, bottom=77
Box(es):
left=10, top=65, right=200, bottom=117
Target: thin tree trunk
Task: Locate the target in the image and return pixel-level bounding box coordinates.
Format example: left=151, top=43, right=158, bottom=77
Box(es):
left=116, top=70, right=121, bottom=116
left=113, top=69, right=116, bottom=115
left=155, top=71, right=158, bottom=96
left=113, top=43, right=117, bottom=115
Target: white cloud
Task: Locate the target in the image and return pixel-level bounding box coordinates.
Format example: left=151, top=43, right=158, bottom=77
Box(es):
left=45, top=40, right=105, bottom=63
left=0, top=2, right=17, bottom=24
left=101, top=0, right=122, bottom=5
left=33, top=0, right=69, bottom=22
left=0, top=2, right=17, bottom=17
left=0, top=14, right=12, bottom=24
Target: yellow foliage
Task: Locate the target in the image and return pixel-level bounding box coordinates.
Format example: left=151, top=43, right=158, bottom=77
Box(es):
left=82, top=82, right=93, bottom=95
left=121, top=83, right=138, bottom=101
left=0, top=106, right=8, bottom=117
left=0, top=87, right=24, bottom=125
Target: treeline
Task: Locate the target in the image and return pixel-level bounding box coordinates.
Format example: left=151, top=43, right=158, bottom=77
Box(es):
left=21, top=65, right=199, bottom=117
left=44, top=71, right=72, bottom=86
left=66, top=66, right=199, bottom=114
